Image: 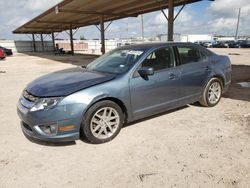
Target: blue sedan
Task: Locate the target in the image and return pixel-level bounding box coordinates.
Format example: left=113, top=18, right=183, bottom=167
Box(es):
left=17, top=43, right=231, bottom=144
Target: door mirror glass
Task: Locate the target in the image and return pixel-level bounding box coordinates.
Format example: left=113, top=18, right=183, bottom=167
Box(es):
left=138, top=67, right=154, bottom=76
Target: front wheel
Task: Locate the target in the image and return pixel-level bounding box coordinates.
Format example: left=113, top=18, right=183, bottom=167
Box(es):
left=199, top=78, right=223, bottom=107
left=81, top=100, right=124, bottom=144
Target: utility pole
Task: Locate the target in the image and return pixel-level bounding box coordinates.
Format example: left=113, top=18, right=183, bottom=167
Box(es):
left=141, top=14, right=144, bottom=41
left=126, top=18, right=129, bottom=41
left=235, top=8, right=241, bottom=41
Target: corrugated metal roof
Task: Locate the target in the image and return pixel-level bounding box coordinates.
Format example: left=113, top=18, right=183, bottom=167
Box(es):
left=13, top=0, right=201, bottom=34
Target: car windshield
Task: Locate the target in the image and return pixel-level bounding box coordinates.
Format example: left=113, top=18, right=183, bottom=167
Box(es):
left=87, top=48, right=146, bottom=74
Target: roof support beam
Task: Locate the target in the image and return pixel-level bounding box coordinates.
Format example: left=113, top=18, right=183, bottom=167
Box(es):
left=36, top=20, right=82, bottom=25
left=35, top=34, right=41, bottom=40
left=59, top=8, right=135, bottom=17
left=174, top=4, right=185, bottom=21
left=100, top=15, right=105, bottom=54
left=95, top=25, right=101, bottom=31
left=161, top=9, right=168, bottom=21
left=105, top=21, right=113, bottom=31
left=25, top=26, right=68, bottom=31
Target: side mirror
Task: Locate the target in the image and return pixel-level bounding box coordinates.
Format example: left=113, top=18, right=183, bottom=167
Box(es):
left=138, top=67, right=154, bottom=77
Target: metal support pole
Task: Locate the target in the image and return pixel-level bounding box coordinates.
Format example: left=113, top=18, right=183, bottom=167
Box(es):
left=32, top=34, right=36, bottom=52
left=40, top=34, right=45, bottom=52
left=52, top=32, right=55, bottom=51
left=69, top=24, right=75, bottom=55
left=100, top=15, right=105, bottom=54
left=168, top=0, right=174, bottom=41
left=141, top=15, right=144, bottom=41
left=69, top=24, right=74, bottom=55
left=235, top=8, right=241, bottom=41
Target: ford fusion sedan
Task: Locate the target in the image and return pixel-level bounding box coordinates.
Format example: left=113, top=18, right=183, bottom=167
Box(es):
left=17, top=43, right=231, bottom=144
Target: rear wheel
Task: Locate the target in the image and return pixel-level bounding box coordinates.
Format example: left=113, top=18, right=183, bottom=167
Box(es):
left=81, top=100, right=124, bottom=144
left=199, top=78, right=223, bottom=107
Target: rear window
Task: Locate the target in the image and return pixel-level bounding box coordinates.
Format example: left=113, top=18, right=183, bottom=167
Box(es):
left=199, top=45, right=215, bottom=57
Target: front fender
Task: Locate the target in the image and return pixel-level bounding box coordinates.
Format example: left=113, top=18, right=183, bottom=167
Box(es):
left=60, top=77, right=132, bottom=125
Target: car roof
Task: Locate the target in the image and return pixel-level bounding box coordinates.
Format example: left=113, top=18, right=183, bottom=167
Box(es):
left=118, top=42, right=196, bottom=50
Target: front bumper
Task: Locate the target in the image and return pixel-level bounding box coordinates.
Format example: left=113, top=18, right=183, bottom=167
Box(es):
left=17, top=98, right=83, bottom=142
left=21, top=121, right=79, bottom=142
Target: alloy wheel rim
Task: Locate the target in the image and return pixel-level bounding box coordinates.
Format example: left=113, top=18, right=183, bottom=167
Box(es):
left=90, top=107, right=120, bottom=139
left=208, top=82, right=221, bottom=104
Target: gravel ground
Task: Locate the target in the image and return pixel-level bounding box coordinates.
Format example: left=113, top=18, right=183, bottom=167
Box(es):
left=0, top=49, right=249, bottom=188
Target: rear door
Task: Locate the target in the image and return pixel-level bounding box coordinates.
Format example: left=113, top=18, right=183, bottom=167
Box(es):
left=175, top=45, right=211, bottom=100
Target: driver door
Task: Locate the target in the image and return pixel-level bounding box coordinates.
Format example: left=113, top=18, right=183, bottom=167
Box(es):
left=129, top=47, right=183, bottom=119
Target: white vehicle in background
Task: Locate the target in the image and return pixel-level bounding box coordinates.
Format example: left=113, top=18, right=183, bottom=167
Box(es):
left=203, top=41, right=219, bottom=48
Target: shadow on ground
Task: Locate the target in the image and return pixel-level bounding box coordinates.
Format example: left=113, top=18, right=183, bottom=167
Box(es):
left=24, top=132, right=76, bottom=147
left=223, top=65, right=250, bottom=102
left=124, top=105, right=189, bottom=128
left=20, top=52, right=99, bottom=67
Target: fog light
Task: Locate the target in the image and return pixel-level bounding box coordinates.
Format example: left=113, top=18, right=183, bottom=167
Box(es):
left=39, top=124, right=58, bottom=135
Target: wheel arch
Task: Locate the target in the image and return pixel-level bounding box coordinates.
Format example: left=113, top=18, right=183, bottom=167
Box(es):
left=212, top=74, right=225, bottom=88
left=84, top=97, right=128, bottom=123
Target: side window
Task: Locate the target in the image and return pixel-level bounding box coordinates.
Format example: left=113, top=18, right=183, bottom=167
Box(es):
left=141, top=48, right=174, bottom=71
left=177, top=46, right=202, bottom=65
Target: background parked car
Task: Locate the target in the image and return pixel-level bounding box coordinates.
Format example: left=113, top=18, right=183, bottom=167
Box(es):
left=227, top=41, right=240, bottom=48
left=213, top=41, right=234, bottom=48
left=0, top=48, right=6, bottom=59
left=237, top=40, right=250, bottom=48
left=213, top=42, right=227, bottom=48
left=203, top=41, right=218, bottom=48
left=0, top=46, right=13, bottom=56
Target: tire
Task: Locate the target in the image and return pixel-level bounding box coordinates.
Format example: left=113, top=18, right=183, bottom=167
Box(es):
left=81, top=100, right=124, bottom=144
left=199, top=78, right=223, bottom=107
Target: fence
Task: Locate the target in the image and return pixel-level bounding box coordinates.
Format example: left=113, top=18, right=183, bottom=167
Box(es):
left=0, top=40, right=54, bottom=53
left=0, top=40, right=120, bottom=54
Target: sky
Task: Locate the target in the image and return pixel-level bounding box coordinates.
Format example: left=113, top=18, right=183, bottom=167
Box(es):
left=0, top=0, right=249, bottom=40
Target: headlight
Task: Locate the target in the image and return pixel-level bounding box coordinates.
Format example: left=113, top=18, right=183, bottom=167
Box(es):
left=30, top=97, right=62, bottom=112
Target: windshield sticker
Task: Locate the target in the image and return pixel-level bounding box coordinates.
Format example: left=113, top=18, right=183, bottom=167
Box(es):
left=128, top=51, right=143, bottom=56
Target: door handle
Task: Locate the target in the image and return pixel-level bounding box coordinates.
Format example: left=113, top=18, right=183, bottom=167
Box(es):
left=169, top=73, right=177, bottom=80
left=205, top=66, right=211, bottom=72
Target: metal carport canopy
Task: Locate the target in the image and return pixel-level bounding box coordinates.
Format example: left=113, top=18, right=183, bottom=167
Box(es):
left=13, top=0, right=202, bottom=53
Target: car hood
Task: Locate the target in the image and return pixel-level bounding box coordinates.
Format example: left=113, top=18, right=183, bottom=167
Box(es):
left=26, top=67, right=116, bottom=97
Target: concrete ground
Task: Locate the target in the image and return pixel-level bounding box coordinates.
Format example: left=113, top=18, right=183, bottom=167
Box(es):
left=0, top=49, right=249, bottom=188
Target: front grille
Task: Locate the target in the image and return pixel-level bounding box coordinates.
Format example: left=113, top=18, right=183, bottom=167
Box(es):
left=22, top=122, right=33, bottom=132
left=23, top=90, right=39, bottom=102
